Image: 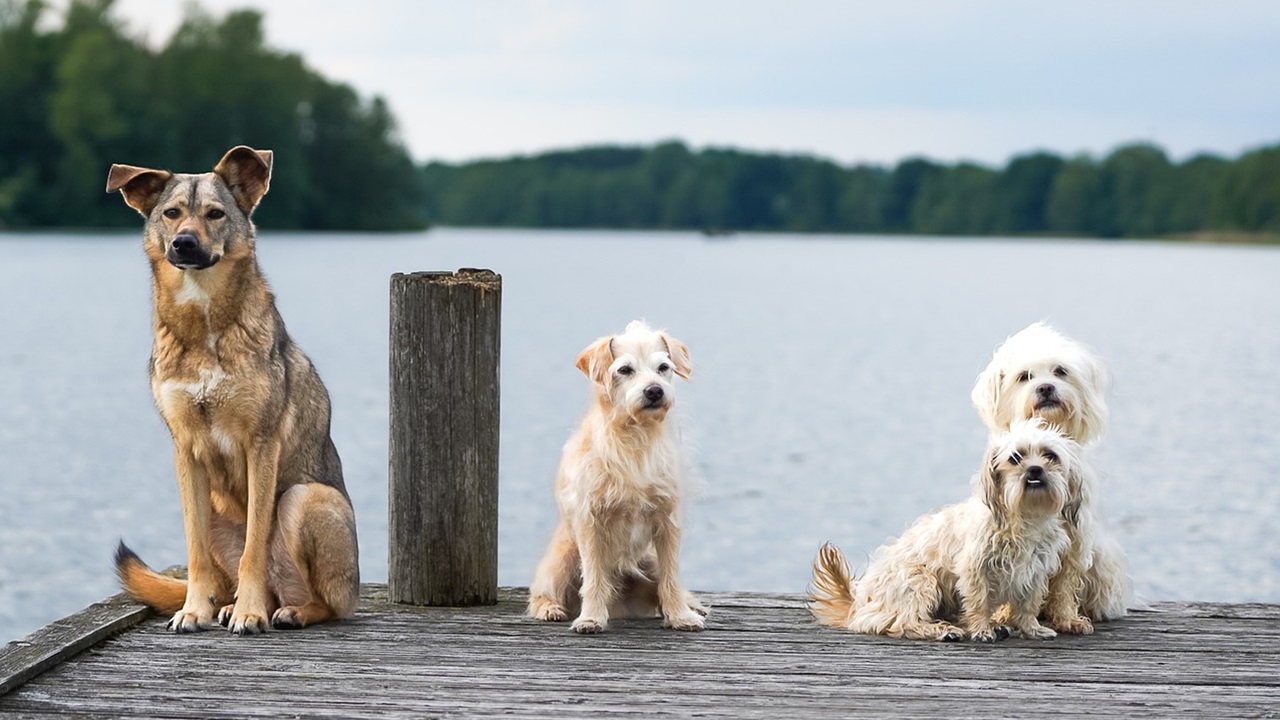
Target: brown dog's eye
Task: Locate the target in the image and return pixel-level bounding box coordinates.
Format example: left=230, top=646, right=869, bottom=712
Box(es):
left=617, top=366, right=634, bottom=376
left=1053, top=365, right=1069, bottom=378
left=1016, top=370, right=1032, bottom=383
left=207, top=208, right=226, bottom=220
left=163, top=208, right=181, bottom=219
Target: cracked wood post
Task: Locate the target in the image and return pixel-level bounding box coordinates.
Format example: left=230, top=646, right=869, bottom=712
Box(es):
left=389, top=269, right=501, bottom=606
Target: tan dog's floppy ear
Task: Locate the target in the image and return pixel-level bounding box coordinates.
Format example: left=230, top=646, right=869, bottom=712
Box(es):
left=971, top=364, right=1002, bottom=430
left=659, top=334, right=692, bottom=380
left=106, top=164, right=173, bottom=217
left=981, top=444, right=1008, bottom=527
left=575, top=336, right=614, bottom=386
left=213, top=145, right=273, bottom=215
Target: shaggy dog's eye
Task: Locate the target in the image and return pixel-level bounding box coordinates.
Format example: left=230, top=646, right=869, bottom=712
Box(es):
left=207, top=208, right=226, bottom=220
left=163, top=208, right=181, bottom=219
left=657, top=363, right=671, bottom=373
left=1016, top=370, right=1032, bottom=383
left=1043, top=451, right=1059, bottom=463
left=1009, top=451, right=1023, bottom=466
left=1053, top=365, right=1069, bottom=378
left=617, top=366, right=634, bottom=376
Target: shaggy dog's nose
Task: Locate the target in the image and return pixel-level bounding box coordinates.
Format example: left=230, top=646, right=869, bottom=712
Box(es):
left=1036, top=383, right=1056, bottom=398
left=1025, top=465, right=1045, bottom=485
left=643, top=385, right=665, bottom=403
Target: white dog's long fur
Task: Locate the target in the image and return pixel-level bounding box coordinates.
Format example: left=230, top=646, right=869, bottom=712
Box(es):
left=971, top=322, right=1132, bottom=630
left=528, top=320, right=707, bottom=634
left=810, top=419, right=1077, bottom=642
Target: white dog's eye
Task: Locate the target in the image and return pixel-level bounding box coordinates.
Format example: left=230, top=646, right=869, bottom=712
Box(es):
left=1053, top=365, right=1069, bottom=378
left=657, top=362, right=671, bottom=374
left=617, top=365, right=634, bottom=376
left=1016, top=370, right=1032, bottom=383
left=1009, top=451, right=1023, bottom=465
left=1043, top=451, right=1059, bottom=463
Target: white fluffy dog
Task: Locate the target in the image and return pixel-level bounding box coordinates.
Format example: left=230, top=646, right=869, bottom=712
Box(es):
left=528, top=320, right=707, bottom=634
left=972, top=322, right=1132, bottom=631
left=810, top=419, right=1077, bottom=642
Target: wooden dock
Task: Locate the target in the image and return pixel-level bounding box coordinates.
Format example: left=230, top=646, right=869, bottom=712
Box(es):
left=2, top=586, right=1277, bottom=718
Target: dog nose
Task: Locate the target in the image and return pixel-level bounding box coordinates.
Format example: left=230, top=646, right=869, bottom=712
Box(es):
left=1036, top=383, right=1056, bottom=397
left=643, top=385, right=665, bottom=402
left=1026, top=465, right=1045, bottom=481
left=172, top=234, right=200, bottom=252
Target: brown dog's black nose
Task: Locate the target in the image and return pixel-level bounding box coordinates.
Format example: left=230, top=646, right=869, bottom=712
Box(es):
left=172, top=234, right=200, bottom=252
left=644, top=385, right=665, bottom=403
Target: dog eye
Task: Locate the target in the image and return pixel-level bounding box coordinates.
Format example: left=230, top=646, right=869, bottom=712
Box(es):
left=1043, top=451, right=1059, bottom=463
left=1053, top=366, right=1069, bottom=378
left=1009, top=451, right=1022, bottom=465
left=657, top=363, right=671, bottom=373
left=1016, top=370, right=1032, bottom=383
left=207, top=208, right=226, bottom=220
left=162, top=208, right=181, bottom=219
left=616, top=365, right=634, bottom=376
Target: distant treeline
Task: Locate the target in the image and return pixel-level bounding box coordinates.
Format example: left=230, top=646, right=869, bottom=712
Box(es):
left=422, top=141, right=1280, bottom=238
left=0, top=0, right=424, bottom=230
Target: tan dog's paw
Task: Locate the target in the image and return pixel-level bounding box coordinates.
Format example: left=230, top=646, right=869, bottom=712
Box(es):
left=529, top=598, right=569, bottom=622
left=223, top=603, right=270, bottom=636
left=167, top=607, right=217, bottom=633
left=571, top=616, right=607, bottom=634
left=664, top=610, right=706, bottom=632
left=1049, top=615, right=1094, bottom=635
left=685, top=593, right=709, bottom=617
left=1020, top=623, right=1058, bottom=640
left=271, top=606, right=305, bottom=630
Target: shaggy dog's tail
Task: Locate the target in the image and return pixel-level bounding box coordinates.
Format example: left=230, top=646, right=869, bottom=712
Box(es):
left=809, top=542, right=857, bottom=627
left=114, top=541, right=186, bottom=613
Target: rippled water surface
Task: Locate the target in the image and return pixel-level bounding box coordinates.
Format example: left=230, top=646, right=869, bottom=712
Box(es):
left=2, top=228, right=1278, bottom=643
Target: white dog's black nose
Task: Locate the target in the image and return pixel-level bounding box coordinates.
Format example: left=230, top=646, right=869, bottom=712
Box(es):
left=1036, top=383, right=1056, bottom=398
left=643, top=385, right=665, bottom=403
left=1025, top=465, right=1045, bottom=485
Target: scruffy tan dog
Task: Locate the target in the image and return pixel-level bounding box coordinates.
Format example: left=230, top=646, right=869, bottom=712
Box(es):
left=528, top=320, right=707, bottom=634
left=972, top=322, right=1132, bottom=632
left=810, top=419, right=1077, bottom=642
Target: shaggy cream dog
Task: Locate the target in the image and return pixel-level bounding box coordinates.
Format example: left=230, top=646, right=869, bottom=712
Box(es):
left=972, top=322, right=1132, bottom=631
left=810, top=419, right=1077, bottom=642
left=528, top=321, right=707, bottom=634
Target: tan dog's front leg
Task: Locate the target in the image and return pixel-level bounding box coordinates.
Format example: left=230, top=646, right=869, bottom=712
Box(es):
left=571, top=523, right=614, bottom=634
left=652, top=513, right=705, bottom=631
left=958, top=569, right=998, bottom=643
left=170, top=446, right=223, bottom=633
left=1043, top=555, right=1094, bottom=635
left=222, top=440, right=280, bottom=635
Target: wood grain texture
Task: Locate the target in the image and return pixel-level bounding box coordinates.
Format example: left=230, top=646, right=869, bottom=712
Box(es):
left=2, top=587, right=1277, bottom=718
left=388, top=270, right=501, bottom=606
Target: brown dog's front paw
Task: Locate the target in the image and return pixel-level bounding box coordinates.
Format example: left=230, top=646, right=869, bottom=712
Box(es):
left=664, top=610, right=706, bottom=632
left=226, top=605, right=270, bottom=636
left=528, top=597, right=569, bottom=622
left=167, top=608, right=217, bottom=633
left=1049, top=615, right=1094, bottom=635
left=272, top=606, right=305, bottom=630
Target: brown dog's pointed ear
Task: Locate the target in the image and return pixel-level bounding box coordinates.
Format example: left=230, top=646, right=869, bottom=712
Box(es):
left=106, top=164, right=173, bottom=217
left=659, top=333, right=692, bottom=380
left=575, top=336, right=614, bottom=385
left=213, top=145, right=273, bottom=215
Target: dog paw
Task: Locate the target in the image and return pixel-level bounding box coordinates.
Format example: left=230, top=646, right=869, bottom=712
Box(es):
left=994, top=625, right=1012, bottom=640
left=271, top=607, right=305, bottom=630
left=1050, top=615, right=1094, bottom=635
left=167, top=608, right=217, bottom=633
left=664, top=611, right=706, bottom=632
left=529, top=601, right=569, bottom=622
left=940, top=628, right=966, bottom=642
left=217, top=604, right=235, bottom=627
left=225, top=605, right=270, bottom=636
left=571, top=617, right=606, bottom=634
left=971, top=628, right=998, bottom=643
left=686, top=595, right=710, bottom=617
left=1020, top=624, right=1058, bottom=640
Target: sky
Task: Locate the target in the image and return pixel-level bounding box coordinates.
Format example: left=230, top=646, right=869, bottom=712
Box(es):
left=105, top=0, right=1280, bottom=167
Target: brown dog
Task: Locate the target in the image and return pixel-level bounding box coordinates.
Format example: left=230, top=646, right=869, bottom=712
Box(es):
left=106, top=146, right=359, bottom=635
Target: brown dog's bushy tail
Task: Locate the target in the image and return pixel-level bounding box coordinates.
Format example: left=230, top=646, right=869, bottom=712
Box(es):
left=809, top=542, right=857, bottom=627
left=114, top=541, right=186, bottom=613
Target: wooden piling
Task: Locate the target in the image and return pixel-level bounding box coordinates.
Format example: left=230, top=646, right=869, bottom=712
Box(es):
left=388, top=269, right=501, bottom=606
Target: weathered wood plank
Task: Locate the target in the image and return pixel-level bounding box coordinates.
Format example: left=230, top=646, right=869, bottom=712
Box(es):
left=2, top=587, right=1278, bottom=719
left=0, top=593, right=148, bottom=696
left=388, top=270, right=501, bottom=607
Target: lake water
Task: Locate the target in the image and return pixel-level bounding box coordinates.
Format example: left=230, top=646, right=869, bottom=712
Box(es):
left=1, top=228, right=1278, bottom=644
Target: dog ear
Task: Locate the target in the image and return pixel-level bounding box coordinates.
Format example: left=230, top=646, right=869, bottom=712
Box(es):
left=213, top=145, right=273, bottom=215
left=659, top=334, right=692, bottom=380
left=575, top=336, right=614, bottom=385
left=1071, top=352, right=1110, bottom=444
left=980, top=445, right=1008, bottom=527
left=106, top=164, right=173, bottom=217
left=971, top=364, right=1003, bottom=431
